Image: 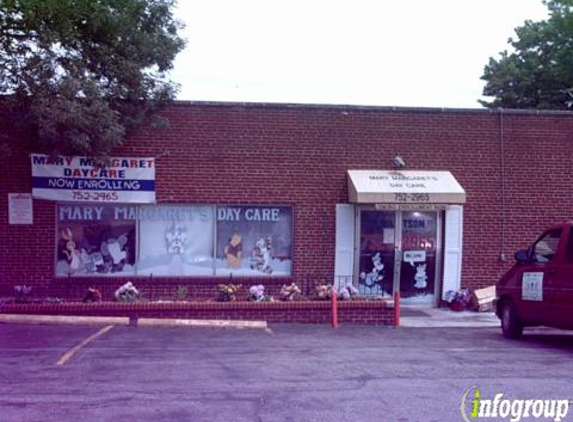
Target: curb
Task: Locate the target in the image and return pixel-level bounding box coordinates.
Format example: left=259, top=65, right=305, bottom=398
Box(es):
left=0, top=314, right=130, bottom=326
left=137, top=318, right=267, bottom=329
left=0, top=314, right=268, bottom=330
left=399, top=320, right=500, bottom=328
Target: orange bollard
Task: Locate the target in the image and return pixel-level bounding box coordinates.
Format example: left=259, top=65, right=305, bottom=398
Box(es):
left=331, top=287, right=338, bottom=328
left=394, top=291, right=400, bottom=327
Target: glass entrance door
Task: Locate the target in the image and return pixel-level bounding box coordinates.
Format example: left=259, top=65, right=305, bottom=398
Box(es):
left=398, top=211, right=438, bottom=305
left=358, top=210, right=395, bottom=297
left=357, top=209, right=440, bottom=304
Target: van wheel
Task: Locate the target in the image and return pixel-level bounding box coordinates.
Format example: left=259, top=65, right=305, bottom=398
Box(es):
left=501, top=300, right=523, bottom=339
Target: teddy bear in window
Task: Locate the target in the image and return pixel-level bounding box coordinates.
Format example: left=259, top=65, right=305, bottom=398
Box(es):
left=224, top=233, right=243, bottom=269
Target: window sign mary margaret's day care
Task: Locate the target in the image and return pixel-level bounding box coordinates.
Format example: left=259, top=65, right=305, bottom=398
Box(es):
left=216, top=206, right=292, bottom=277
left=55, top=204, right=292, bottom=277
left=137, top=205, right=214, bottom=276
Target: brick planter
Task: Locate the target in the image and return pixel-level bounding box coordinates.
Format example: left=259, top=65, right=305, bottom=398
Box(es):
left=0, top=300, right=394, bottom=325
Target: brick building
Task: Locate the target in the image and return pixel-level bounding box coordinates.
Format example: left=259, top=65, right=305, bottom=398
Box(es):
left=2, top=101, right=573, bottom=311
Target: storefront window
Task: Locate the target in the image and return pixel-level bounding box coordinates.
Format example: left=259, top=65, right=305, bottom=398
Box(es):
left=56, top=204, right=136, bottom=276
left=137, top=205, right=214, bottom=276
left=55, top=203, right=292, bottom=278
left=216, top=206, right=292, bottom=276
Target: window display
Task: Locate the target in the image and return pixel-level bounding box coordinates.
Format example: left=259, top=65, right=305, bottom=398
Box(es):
left=358, top=210, right=395, bottom=296
left=56, top=204, right=136, bottom=276
left=137, top=205, right=214, bottom=276
left=216, top=206, right=292, bottom=276
left=399, top=211, right=438, bottom=303
left=55, top=203, right=292, bottom=278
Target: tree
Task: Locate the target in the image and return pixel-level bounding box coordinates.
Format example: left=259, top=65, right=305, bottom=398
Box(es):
left=481, top=0, right=573, bottom=110
left=0, top=0, right=185, bottom=161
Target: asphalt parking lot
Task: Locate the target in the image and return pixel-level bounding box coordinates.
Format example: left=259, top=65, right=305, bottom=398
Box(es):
left=2, top=322, right=573, bottom=422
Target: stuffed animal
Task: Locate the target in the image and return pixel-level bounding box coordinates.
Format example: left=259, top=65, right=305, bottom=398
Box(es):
left=83, top=287, right=102, bottom=303
left=250, top=236, right=273, bottom=274
left=14, top=285, right=32, bottom=303
left=114, top=281, right=139, bottom=302
left=217, top=283, right=239, bottom=302
left=224, top=233, right=243, bottom=269
left=315, top=284, right=333, bottom=300
left=338, top=283, right=359, bottom=300
left=61, top=228, right=81, bottom=273
left=280, top=282, right=301, bottom=301
left=248, top=284, right=271, bottom=302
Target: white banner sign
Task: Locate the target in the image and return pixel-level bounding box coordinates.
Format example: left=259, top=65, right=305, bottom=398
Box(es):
left=31, top=154, right=155, bottom=203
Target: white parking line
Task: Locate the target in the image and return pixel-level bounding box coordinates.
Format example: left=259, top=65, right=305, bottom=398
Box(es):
left=56, top=325, right=114, bottom=366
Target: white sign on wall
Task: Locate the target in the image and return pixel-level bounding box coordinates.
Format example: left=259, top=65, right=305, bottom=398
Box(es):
left=8, top=193, right=33, bottom=225
left=522, top=272, right=544, bottom=301
left=31, top=154, right=156, bottom=203
left=404, top=250, right=426, bottom=264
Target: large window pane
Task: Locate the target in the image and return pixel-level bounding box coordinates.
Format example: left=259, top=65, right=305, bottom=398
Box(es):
left=137, top=205, right=214, bottom=276
left=215, top=206, right=292, bottom=277
left=56, top=204, right=136, bottom=276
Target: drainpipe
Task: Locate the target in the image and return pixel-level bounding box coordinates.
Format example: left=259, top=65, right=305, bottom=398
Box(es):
left=498, top=108, right=507, bottom=262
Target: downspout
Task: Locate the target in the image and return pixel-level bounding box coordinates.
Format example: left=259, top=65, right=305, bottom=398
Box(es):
left=498, top=108, right=507, bottom=262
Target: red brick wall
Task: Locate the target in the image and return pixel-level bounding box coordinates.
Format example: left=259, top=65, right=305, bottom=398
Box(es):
left=0, top=301, right=394, bottom=325
left=2, top=102, right=573, bottom=299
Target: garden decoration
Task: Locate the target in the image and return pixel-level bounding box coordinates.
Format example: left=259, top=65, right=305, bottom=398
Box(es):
left=83, top=287, right=102, bottom=303
left=14, top=285, right=32, bottom=303
left=314, top=284, right=333, bottom=300
left=217, top=283, right=239, bottom=302
left=338, top=283, right=359, bottom=300
left=114, top=281, right=140, bottom=302
left=280, top=282, right=301, bottom=301
left=248, top=284, right=272, bottom=302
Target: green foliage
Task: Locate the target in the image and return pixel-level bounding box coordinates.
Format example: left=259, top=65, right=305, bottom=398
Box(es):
left=481, top=0, right=573, bottom=110
left=0, top=0, right=185, bottom=161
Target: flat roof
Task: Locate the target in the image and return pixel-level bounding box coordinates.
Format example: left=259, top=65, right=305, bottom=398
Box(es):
left=170, top=99, right=573, bottom=117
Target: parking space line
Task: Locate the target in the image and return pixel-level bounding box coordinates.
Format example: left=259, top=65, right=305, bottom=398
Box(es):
left=56, top=325, right=114, bottom=366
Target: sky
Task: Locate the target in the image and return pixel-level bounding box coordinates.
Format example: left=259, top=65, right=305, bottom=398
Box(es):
left=170, top=0, right=549, bottom=109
